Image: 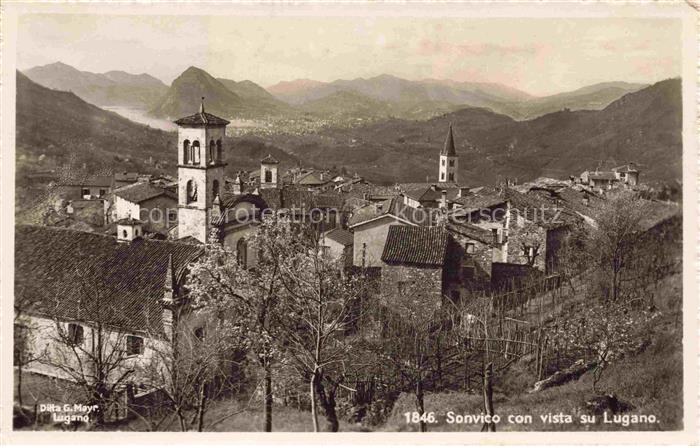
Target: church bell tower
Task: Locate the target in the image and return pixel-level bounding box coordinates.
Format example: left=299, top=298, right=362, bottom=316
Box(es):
left=175, top=98, right=230, bottom=242
left=439, top=124, right=459, bottom=184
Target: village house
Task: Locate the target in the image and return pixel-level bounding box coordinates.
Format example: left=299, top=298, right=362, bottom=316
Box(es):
left=348, top=197, right=431, bottom=267
left=57, top=175, right=114, bottom=201
left=320, top=227, right=354, bottom=265
left=111, top=181, right=178, bottom=235
left=14, top=225, right=204, bottom=418
left=612, top=163, right=640, bottom=186
left=579, top=164, right=641, bottom=191
left=447, top=186, right=576, bottom=285
left=379, top=225, right=462, bottom=305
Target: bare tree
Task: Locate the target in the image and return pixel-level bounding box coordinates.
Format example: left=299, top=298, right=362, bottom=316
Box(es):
left=261, top=219, right=368, bottom=432
left=358, top=270, right=452, bottom=433
left=138, top=303, right=243, bottom=432
left=584, top=194, right=650, bottom=302
left=187, top=228, right=282, bottom=432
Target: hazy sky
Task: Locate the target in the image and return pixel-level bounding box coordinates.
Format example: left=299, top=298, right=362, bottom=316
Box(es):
left=17, top=14, right=681, bottom=96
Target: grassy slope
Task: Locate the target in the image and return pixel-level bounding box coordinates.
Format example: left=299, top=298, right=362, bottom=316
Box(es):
left=382, top=272, right=683, bottom=432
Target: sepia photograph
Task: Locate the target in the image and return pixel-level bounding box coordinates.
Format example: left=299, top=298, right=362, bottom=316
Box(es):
left=1, top=2, right=696, bottom=444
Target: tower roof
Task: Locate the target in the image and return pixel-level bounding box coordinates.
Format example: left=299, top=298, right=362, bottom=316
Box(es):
left=261, top=154, right=280, bottom=165
left=441, top=124, right=457, bottom=157
left=174, top=97, right=230, bottom=127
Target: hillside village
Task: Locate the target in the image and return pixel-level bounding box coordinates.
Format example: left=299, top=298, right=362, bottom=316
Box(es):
left=13, top=91, right=683, bottom=433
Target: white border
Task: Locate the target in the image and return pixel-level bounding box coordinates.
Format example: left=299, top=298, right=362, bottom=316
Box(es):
left=0, top=2, right=697, bottom=445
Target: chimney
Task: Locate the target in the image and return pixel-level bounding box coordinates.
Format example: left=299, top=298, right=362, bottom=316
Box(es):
left=440, top=189, right=447, bottom=209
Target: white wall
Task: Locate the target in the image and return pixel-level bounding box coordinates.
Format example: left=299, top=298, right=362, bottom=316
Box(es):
left=352, top=216, right=407, bottom=267
left=16, top=314, right=169, bottom=387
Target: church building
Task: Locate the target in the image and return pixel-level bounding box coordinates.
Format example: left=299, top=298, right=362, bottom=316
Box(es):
left=174, top=99, right=270, bottom=268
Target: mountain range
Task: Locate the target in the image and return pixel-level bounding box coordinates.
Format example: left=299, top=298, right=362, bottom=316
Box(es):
left=239, top=78, right=682, bottom=185
left=150, top=66, right=294, bottom=120
left=16, top=64, right=681, bottom=190
left=15, top=71, right=303, bottom=189
left=267, top=74, right=646, bottom=120
left=23, top=62, right=647, bottom=122
left=23, top=62, right=168, bottom=108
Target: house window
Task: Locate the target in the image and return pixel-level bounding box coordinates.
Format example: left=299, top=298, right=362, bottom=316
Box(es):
left=448, top=173, right=454, bottom=181
left=126, top=335, right=144, bottom=356
left=194, top=327, right=205, bottom=340
left=212, top=179, right=220, bottom=199
left=465, top=243, right=476, bottom=254
left=183, top=140, right=191, bottom=163
left=99, top=189, right=106, bottom=196
left=264, top=169, right=273, bottom=183
left=81, top=188, right=90, bottom=198
left=449, top=160, right=454, bottom=167
left=192, top=141, right=201, bottom=164
left=68, top=323, right=84, bottom=345
left=441, top=159, right=445, bottom=166
left=186, top=180, right=197, bottom=203
left=441, top=173, right=445, bottom=181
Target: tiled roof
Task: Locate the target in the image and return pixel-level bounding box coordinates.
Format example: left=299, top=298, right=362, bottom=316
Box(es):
left=324, top=228, right=353, bottom=246
left=612, top=164, right=639, bottom=173
left=115, top=217, right=145, bottom=225
left=589, top=172, right=617, bottom=181
left=348, top=197, right=432, bottom=227
left=554, top=187, right=606, bottom=220
left=260, top=154, right=280, bottom=164
left=446, top=222, right=494, bottom=245
left=441, top=124, right=457, bottom=157
left=215, top=193, right=270, bottom=225
left=503, top=188, right=579, bottom=228
left=296, top=171, right=330, bottom=186
left=114, top=182, right=176, bottom=204
left=451, top=192, right=506, bottom=211
left=174, top=111, right=230, bottom=127
left=15, top=225, right=203, bottom=334
left=381, top=226, right=448, bottom=266
left=114, top=172, right=140, bottom=182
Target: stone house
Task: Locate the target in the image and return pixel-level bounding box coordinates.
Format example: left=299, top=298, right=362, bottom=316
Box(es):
left=379, top=225, right=461, bottom=305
